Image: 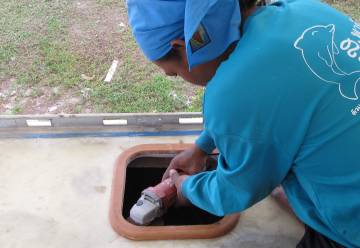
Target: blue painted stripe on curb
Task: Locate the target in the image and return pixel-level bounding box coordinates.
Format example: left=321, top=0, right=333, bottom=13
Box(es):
left=18, top=130, right=202, bottom=139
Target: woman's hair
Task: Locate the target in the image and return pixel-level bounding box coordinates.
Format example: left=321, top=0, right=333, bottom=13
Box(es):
left=239, top=0, right=266, bottom=34
left=160, top=46, right=180, bottom=61
left=239, top=0, right=266, bottom=10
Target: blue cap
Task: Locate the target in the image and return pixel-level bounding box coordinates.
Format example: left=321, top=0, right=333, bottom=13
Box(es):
left=127, top=0, right=241, bottom=70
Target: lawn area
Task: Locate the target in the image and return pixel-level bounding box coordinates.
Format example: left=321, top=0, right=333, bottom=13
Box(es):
left=0, top=0, right=202, bottom=114
left=0, top=0, right=359, bottom=114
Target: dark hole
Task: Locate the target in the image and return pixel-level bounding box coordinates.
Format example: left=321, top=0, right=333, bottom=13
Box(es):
left=122, top=154, right=223, bottom=226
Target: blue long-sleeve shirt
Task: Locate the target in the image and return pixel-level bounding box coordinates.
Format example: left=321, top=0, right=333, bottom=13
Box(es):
left=182, top=1, right=360, bottom=247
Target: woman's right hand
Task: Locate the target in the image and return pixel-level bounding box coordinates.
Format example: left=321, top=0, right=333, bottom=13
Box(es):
left=162, top=144, right=208, bottom=181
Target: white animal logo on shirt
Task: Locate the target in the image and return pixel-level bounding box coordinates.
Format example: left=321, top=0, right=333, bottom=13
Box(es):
left=294, top=24, right=360, bottom=101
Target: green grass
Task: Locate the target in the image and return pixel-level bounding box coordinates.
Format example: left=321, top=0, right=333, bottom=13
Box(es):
left=92, top=74, right=198, bottom=112
left=40, top=39, right=79, bottom=87
left=186, top=88, right=203, bottom=112
left=15, top=38, right=80, bottom=87
left=0, top=44, right=17, bottom=62
left=96, top=0, right=115, bottom=7
left=0, top=0, right=77, bottom=86
left=0, top=0, right=201, bottom=113
left=11, top=104, right=22, bottom=114
left=0, top=0, right=358, bottom=114
left=324, top=0, right=360, bottom=21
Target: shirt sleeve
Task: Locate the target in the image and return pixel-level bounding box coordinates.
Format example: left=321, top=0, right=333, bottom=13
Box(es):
left=182, top=133, right=292, bottom=216
left=195, top=129, right=216, bottom=154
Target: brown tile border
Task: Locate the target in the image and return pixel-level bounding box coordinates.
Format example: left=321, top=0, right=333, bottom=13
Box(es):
left=109, top=144, right=240, bottom=240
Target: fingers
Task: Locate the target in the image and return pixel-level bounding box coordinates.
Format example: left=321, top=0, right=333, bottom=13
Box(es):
left=162, top=163, right=174, bottom=181
left=162, top=146, right=208, bottom=181
left=162, top=153, right=183, bottom=181
left=162, top=169, right=169, bottom=181
left=169, top=169, right=190, bottom=207
left=169, top=169, right=180, bottom=188
left=162, top=157, right=175, bottom=181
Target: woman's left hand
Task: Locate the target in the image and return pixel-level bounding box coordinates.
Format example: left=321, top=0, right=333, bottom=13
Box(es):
left=169, top=169, right=190, bottom=207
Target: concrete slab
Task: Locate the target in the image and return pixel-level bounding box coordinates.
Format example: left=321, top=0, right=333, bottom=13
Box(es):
left=0, top=136, right=304, bottom=248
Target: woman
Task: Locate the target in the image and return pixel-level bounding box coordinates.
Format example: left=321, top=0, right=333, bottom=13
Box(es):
left=127, top=0, right=360, bottom=247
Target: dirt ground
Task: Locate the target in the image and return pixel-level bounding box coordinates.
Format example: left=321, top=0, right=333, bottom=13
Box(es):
left=0, top=0, right=200, bottom=114
left=0, top=0, right=358, bottom=114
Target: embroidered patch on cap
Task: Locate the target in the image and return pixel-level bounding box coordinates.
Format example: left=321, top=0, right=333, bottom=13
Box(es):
left=190, top=23, right=211, bottom=53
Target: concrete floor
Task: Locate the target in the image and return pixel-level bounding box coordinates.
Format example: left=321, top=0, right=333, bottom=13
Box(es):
left=0, top=135, right=304, bottom=248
